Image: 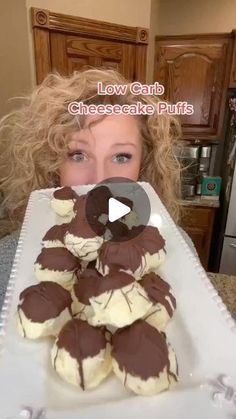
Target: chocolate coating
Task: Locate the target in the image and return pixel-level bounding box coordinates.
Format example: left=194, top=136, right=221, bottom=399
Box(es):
left=106, top=220, right=129, bottom=240
left=112, top=320, right=176, bottom=380
left=35, top=247, right=80, bottom=272
left=53, top=186, right=76, bottom=200
left=88, top=185, right=113, bottom=216
left=140, top=273, right=176, bottom=317
left=98, top=225, right=165, bottom=274
left=18, top=282, right=72, bottom=322
left=75, top=270, right=134, bottom=305
left=42, top=223, right=69, bottom=243
left=74, top=269, right=102, bottom=304
left=55, top=318, right=108, bottom=390
left=67, top=211, right=105, bottom=239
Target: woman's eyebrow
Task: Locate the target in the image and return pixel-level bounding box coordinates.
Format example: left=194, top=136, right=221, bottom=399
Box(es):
left=71, top=139, right=88, bottom=145
left=111, top=142, right=137, bottom=148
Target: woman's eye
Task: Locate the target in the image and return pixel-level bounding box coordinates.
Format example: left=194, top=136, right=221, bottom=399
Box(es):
left=68, top=151, right=87, bottom=162
left=113, top=153, right=132, bottom=164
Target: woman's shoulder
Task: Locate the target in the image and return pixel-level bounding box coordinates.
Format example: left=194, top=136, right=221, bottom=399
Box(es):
left=0, top=230, right=20, bottom=310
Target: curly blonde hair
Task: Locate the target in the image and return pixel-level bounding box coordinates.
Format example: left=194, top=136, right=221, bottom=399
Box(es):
left=0, top=69, right=182, bottom=232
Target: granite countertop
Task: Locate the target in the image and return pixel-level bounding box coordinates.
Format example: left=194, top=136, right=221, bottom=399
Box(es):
left=208, top=272, right=236, bottom=319
left=179, top=196, right=220, bottom=208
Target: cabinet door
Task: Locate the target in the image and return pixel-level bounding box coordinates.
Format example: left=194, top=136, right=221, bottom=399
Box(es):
left=154, top=36, right=232, bottom=139
left=183, top=226, right=208, bottom=268
left=50, top=33, right=136, bottom=81
left=32, top=9, right=148, bottom=84
left=180, top=206, right=216, bottom=270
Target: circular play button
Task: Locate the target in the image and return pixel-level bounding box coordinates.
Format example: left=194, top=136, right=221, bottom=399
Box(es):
left=85, top=177, right=151, bottom=242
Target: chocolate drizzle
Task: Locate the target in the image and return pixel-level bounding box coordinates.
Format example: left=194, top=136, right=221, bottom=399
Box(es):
left=18, top=282, right=73, bottom=322
left=98, top=225, right=165, bottom=274
left=53, top=186, right=76, bottom=200
left=140, top=273, right=176, bottom=317
left=56, top=319, right=108, bottom=390
left=112, top=320, right=176, bottom=381
left=35, top=247, right=80, bottom=272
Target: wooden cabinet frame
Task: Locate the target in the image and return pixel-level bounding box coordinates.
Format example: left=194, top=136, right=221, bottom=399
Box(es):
left=31, top=7, right=149, bottom=84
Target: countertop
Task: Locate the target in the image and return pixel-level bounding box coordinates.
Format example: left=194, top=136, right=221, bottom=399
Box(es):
left=208, top=272, right=236, bottom=319
left=179, top=196, right=220, bottom=208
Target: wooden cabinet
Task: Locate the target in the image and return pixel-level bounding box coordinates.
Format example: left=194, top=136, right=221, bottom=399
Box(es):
left=154, top=34, right=232, bottom=140
left=31, top=8, right=149, bottom=83
left=179, top=206, right=216, bottom=270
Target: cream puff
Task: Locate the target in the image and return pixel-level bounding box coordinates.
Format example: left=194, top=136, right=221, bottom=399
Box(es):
left=96, top=225, right=166, bottom=279
left=34, top=247, right=80, bottom=290
left=16, top=282, right=72, bottom=339
left=51, top=318, right=112, bottom=390
left=112, top=320, right=178, bottom=395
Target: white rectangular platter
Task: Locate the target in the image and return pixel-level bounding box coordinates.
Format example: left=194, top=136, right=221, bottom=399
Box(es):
left=0, top=182, right=236, bottom=419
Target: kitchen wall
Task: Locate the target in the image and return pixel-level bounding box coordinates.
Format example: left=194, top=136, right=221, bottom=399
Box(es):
left=0, top=0, right=32, bottom=118
left=157, top=0, right=236, bottom=35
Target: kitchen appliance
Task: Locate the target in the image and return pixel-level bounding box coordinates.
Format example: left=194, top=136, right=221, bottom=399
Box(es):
left=199, top=146, right=211, bottom=172
left=174, top=144, right=200, bottom=198
left=218, top=95, right=236, bottom=275
left=174, top=144, right=214, bottom=199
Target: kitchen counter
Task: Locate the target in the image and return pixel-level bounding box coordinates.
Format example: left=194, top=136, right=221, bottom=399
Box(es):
left=179, top=196, right=220, bottom=208
left=208, top=272, right=236, bottom=319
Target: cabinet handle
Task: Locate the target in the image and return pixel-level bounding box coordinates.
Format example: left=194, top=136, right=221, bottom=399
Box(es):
left=229, top=243, right=236, bottom=249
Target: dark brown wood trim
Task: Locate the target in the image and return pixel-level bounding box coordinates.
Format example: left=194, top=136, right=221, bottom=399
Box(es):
left=33, top=27, right=51, bottom=84
left=155, top=33, right=232, bottom=42
left=135, top=45, right=147, bottom=82
left=31, top=7, right=149, bottom=44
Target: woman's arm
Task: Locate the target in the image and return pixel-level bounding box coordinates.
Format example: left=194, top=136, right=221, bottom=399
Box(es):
left=0, top=230, right=19, bottom=311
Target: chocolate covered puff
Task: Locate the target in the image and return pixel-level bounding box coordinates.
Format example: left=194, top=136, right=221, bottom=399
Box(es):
left=51, top=319, right=112, bottom=390
left=96, top=225, right=166, bottom=279
left=72, top=269, right=151, bottom=328
left=64, top=195, right=105, bottom=261
left=140, top=273, right=176, bottom=331
left=88, top=271, right=152, bottom=328
left=51, top=186, right=77, bottom=222
left=16, top=282, right=72, bottom=339
left=34, top=247, right=80, bottom=290
left=112, top=320, right=178, bottom=396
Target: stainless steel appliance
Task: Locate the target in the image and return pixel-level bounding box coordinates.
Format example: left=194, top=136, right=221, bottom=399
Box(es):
left=174, top=144, right=200, bottom=198
left=219, top=96, right=236, bottom=275
left=220, top=156, right=236, bottom=274
left=199, top=146, right=211, bottom=172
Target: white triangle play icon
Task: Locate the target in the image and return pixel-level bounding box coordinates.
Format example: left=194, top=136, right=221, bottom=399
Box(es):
left=108, top=197, right=131, bottom=222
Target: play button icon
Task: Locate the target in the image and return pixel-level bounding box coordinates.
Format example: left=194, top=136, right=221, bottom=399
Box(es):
left=85, top=177, right=151, bottom=241
left=108, top=197, right=131, bottom=222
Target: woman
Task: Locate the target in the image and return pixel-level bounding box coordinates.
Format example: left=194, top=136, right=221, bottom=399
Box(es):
left=0, top=68, right=189, bottom=309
